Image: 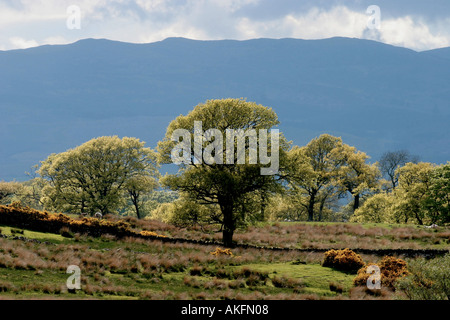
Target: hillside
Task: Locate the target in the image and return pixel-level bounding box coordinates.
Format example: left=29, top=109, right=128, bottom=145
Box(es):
left=0, top=206, right=448, bottom=300
left=1, top=37, right=449, bottom=180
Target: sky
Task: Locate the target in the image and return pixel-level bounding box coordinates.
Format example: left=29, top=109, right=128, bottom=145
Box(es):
left=1, top=0, right=450, bottom=51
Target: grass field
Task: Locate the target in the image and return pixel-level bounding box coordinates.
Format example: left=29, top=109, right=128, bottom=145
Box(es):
left=0, top=218, right=449, bottom=300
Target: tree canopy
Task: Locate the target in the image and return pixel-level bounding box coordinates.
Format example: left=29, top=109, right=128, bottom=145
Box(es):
left=283, top=134, right=380, bottom=221
left=352, top=162, right=449, bottom=225
left=38, top=136, right=159, bottom=216
left=2, top=98, right=446, bottom=245
left=157, top=98, right=289, bottom=246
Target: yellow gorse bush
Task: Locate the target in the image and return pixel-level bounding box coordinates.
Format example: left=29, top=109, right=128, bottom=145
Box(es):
left=140, top=230, right=166, bottom=238
left=0, top=203, right=166, bottom=239
left=353, top=256, right=409, bottom=289
left=322, top=248, right=365, bottom=273
left=210, top=247, right=233, bottom=257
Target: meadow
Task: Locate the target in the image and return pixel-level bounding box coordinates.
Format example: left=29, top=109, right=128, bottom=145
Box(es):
left=0, top=211, right=448, bottom=300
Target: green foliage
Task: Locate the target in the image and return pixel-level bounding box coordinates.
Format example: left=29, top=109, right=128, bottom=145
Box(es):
left=284, top=134, right=344, bottom=222
left=147, top=202, right=176, bottom=223
left=169, top=195, right=219, bottom=227
left=351, top=193, right=396, bottom=223
left=38, top=136, right=159, bottom=216
left=125, top=175, right=159, bottom=219
left=423, top=162, right=450, bottom=224
left=265, top=193, right=304, bottom=221
left=157, top=98, right=289, bottom=246
left=284, top=134, right=380, bottom=222
left=332, top=143, right=381, bottom=213
left=392, top=162, right=435, bottom=224
left=0, top=181, right=23, bottom=204
left=354, top=162, right=449, bottom=225
left=396, top=254, right=450, bottom=300
left=126, top=190, right=178, bottom=220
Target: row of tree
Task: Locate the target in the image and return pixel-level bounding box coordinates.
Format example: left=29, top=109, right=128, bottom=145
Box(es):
left=1, top=99, right=448, bottom=246
left=352, top=161, right=450, bottom=225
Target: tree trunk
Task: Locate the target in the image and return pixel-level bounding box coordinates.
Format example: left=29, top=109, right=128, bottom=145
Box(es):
left=130, top=191, right=141, bottom=219
left=308, top=192, right=316, bottom=222
left=318, top=198, right=325, bottom=222
left=222, top=227, right=234, bottom=248
left=81, top=199, right=86, bottom=214
left=353, top=193, right=360, bottom=212
left=134, top=201, right=141, bottom=219
left=221, top=201, right=235, bottom=247
left=415, top=211, right=423, bottom=225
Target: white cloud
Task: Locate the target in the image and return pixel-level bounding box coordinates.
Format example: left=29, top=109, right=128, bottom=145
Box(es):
left=9, top=37, right=39, bottom=49
left=235, top=6, right=450, bottom=51
left=0, top=1, right=449, bottom=51
left=43, top=35, right=71, bottom=46
left=236, top=6, right=367, bottom=40
left=379, top=16, right=450, bottom=51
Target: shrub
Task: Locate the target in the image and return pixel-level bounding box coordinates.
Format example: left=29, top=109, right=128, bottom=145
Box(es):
left=233, top=267, right=269, bottom=286
left=245, top=273, right=265, bottom=287
left=353, top=256, right=409, bottom=290
left=189, top=265, right=204, bottom=276
left=322, top=248, right=365, bottom=273
left=210, top=247, right=233, bottom=257
left=272, top=276, right=304, bottom=289
left=139, top=230, right=166, bottom=238
left=140, top=230, right=159, bottom=237
left=59, top=227, right=74, bottom=238
left=10, top=228, right=24, bottom=235
left=329, top=282, right=344, bottom=293
left=395, top=254, right=450, bottom=300
left=228, top=279, right=246, bottom=289
left=0, top=281, right=16, bottom=293
left=215, top=268, right=231, bottom=279
left=378, top=256, right=409, bottom=288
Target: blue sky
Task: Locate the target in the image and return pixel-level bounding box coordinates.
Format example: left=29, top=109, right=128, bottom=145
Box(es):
left=1, top=0, right=449, bottom=51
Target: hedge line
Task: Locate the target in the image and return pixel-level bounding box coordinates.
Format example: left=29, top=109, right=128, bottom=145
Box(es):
left=233, top=244, right=449, bottom=258
left=0, top=203, right=165, bottom=239
left=1, top=204, right=448, bottom=258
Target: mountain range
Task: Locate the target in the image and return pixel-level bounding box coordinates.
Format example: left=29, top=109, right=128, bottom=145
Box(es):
left=1, top=36, right=449, bottom=181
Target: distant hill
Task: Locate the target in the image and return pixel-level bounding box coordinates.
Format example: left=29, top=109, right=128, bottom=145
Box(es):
left=1, top=37, right=449, bottom=181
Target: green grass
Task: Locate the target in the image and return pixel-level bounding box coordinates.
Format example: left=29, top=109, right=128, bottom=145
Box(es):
left=0, top=231, right=354, bottom=300
left=0, top=218, right=448, bottom=300
left=0, top=225, right=68, bottom=242
left=228, top=262, right=354, bottom=296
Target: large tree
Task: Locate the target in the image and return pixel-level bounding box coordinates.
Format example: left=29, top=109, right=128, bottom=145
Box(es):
left=38, top=136, right=159, bottom=215
left=125, top=174, right=159, bottom=219
left=333, top=144, right=381, bottom=213
left=157, top=98, right=288, bottom=247
left=0, top=181, right=22, bottom=203
left=379, top=150, right=419, bottom=191
left=423, top=162, right=450, bottom=224
left=285, top=134, right=343, bottom=221
left=393, top=162, right=434, bottom=224
left=353, top=162, right=449, bottom=225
